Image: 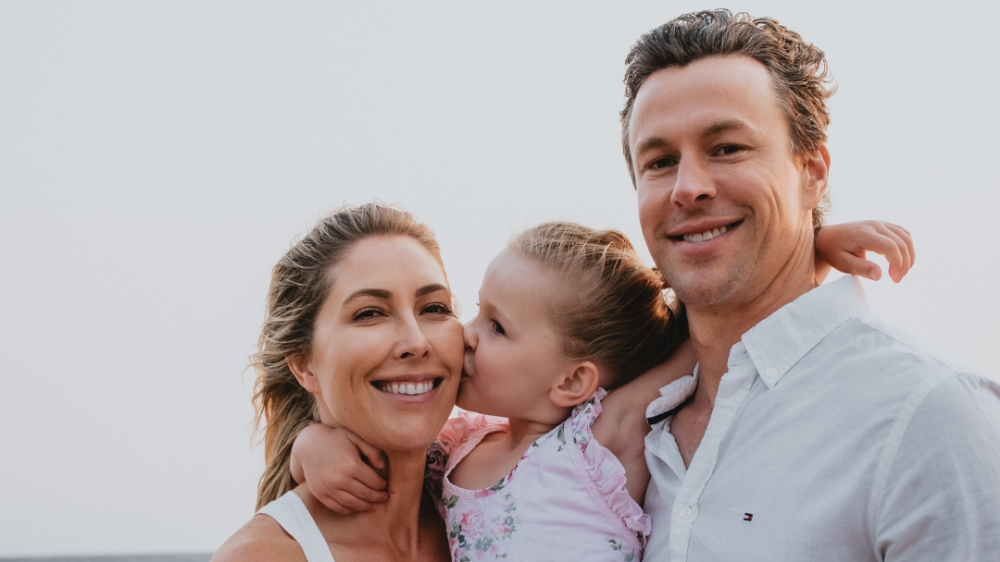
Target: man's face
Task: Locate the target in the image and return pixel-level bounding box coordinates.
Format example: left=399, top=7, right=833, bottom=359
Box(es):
left=629, top=54, right=827, bottom=309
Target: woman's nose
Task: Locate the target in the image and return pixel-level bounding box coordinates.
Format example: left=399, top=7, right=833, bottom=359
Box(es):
left=397, top=315, right=431, bottom=359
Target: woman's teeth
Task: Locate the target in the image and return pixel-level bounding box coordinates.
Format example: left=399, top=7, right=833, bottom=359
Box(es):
left=684, top=224, right=729, bottom=244
left=376, top=381, right=435, bottom=396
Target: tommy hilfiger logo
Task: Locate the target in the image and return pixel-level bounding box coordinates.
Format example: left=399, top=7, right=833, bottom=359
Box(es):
left=744, top=513, right=753, bottom=522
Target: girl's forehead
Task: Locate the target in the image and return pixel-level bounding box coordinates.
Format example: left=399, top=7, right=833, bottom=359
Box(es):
left=481, top=250, right=575, bottom=313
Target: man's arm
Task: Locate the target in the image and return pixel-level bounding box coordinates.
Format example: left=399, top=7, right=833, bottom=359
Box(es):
left=875, top=374, right=1000, bottom=560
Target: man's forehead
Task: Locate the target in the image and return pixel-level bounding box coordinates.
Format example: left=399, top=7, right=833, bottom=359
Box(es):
left=629, top=55, right=783, bottom=144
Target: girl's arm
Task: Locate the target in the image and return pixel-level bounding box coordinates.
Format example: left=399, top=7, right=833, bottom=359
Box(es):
left=592, top=339, right=698, bottom=506
left=290, top=424, right=388, bottom=514
left=815, top=221, right=915, bottom=283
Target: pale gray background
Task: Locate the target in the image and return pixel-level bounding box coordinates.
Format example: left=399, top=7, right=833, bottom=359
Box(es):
left=1, top=0, right=997, bottom=556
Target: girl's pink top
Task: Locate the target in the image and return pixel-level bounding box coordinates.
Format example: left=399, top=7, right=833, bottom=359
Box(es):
left=425, top=389, right=650, bottom=562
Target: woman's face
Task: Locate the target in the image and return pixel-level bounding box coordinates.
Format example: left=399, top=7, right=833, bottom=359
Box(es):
left=290, top=235, right=463, bottom=453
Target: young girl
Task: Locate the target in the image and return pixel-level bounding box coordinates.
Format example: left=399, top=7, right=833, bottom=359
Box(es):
left=290, top=220, right=913, bottom=561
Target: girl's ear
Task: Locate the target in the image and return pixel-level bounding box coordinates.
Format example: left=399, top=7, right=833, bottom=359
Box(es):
left=549, top=361, right=601, bottom=408
left=286, top=353, right=321, bottom=394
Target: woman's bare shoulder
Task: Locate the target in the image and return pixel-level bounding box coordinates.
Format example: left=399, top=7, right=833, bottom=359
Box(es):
left=211, top=514, right=306, bottom=562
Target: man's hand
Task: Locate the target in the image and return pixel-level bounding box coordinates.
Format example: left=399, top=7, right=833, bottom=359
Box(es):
left=816, top=221, right=915, bottom=283
left=290, top=424, right=389, bottom=514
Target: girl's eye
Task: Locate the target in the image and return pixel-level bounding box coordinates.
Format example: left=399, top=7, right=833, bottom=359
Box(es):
left=491, top=319, right=506, bottom=336
left=423, top=302, right=453, bottom=315
left=352, top=307, right=383, bottom=321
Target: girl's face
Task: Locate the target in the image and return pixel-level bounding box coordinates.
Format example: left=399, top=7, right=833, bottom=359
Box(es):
left=459, top=250, right=578, bottom=420
left=291, top=235, right=464, bottom=453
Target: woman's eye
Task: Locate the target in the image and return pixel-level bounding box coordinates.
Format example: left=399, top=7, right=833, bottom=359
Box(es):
left=352, top=307, right=383, bottom=321
left=423, top=302, right=453, bottom=315
left=491, top=319, right=506, bottom=336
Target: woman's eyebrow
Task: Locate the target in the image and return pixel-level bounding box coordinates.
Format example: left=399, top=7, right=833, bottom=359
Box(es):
left=416, top=283, right=448, bottom=298
left=343, top=288, right=391, bottom=304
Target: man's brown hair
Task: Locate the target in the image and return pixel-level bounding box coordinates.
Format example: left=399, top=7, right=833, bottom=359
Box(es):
left=620, top=9, right=834, bottom=227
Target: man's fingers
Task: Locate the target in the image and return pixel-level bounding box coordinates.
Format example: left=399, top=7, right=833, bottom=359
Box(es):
left=346, top=432, right=386, bottom=470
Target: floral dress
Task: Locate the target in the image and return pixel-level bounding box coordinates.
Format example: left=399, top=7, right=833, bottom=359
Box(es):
left=425, top=389, right=649, bottom=562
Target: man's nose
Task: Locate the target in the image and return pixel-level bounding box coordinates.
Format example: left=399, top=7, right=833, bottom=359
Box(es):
left=671, top=157, right=717, bottom=208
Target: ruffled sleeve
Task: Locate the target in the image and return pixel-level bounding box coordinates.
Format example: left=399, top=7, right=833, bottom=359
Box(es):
left=566, top=388, right=652, bottom=545
left=425, top=410, right=506, bottom=519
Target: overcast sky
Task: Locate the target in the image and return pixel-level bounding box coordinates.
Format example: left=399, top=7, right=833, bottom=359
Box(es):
left=2, top=0, right=998, bottom=556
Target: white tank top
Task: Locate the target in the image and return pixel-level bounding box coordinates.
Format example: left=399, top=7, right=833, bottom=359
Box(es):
left=257, top=491, right=335, bottom=562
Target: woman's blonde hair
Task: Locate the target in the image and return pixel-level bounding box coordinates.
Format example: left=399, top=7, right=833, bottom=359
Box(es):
left=509, top=222, right=687, bottom=388
left=251, top=202, right=443, bottom=510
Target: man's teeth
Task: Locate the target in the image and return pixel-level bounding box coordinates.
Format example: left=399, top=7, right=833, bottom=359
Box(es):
left=377, top=381, right=435, bottom=395
left=684, top=224, right=729, bottom=244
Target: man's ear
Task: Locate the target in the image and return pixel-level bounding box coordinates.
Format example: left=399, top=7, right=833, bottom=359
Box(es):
left=802, top=144, right=831, bottom=210
left=286, top=353, right=321, bottom=394
left=549, top=361, right=601, bottom=409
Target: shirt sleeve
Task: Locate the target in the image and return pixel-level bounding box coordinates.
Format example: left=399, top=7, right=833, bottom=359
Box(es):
left=875, top=374, right=1000, bottom=560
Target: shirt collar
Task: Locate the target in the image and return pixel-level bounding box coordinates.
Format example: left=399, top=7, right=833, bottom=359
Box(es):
left=741, top=275, right=869, bottom=389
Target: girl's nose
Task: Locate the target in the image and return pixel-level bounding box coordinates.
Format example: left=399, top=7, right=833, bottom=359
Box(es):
left=463, top=320, right=478, bottom=351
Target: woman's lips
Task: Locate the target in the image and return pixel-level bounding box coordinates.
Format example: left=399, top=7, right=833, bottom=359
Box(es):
left=372, top=378, right=441, bottom=396
left=370, top=377, right=444, bottom=403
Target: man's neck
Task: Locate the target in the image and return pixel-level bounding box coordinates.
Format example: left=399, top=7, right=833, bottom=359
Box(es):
left=686, top=252, right=819, bottom=404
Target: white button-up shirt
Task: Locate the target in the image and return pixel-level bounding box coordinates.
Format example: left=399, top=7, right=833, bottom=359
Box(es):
left=643, top=276, right=1000, bottom=561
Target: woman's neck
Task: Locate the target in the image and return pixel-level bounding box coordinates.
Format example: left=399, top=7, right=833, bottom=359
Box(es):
left=303, top=447, right=430, bottom=555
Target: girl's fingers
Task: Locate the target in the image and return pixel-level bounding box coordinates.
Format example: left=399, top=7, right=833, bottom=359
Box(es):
left=325, top=490, right=378, bottom=515
left=876, top=227, right=911, bottom=282
left=347, top=477, right=389, bottom=503
left=832, top=250, right=881, bottom=281
left=884, top=223, right=916, bottom=271
left=346, top=431, right=387, bottom=470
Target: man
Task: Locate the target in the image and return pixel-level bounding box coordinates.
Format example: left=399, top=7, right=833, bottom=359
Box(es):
left=623, top=10, right=1000, bottom=561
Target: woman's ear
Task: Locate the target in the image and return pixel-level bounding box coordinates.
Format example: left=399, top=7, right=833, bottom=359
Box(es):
left=286, top=353, right=321, bottom=394
left=549, top=361, right=601, bottom=409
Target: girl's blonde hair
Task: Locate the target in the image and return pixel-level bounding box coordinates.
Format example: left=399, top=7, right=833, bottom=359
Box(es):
left=509, top=222, right=687, bottom=388
left=251, top=202, right=442, bottom=510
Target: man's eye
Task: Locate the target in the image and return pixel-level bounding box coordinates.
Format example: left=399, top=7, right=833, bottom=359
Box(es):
left=718, top=145, right=742, bottom=155
left=352, top=307, right=383, bottom=320
left=423, top=302, right=453, bottom=315
left=491, top=319, right=505, bottom=336
left=649, top=157, right=676, bottom=169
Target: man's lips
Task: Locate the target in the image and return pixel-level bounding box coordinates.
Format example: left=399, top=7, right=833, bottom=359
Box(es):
left=669, top=219, right=742, bottom=244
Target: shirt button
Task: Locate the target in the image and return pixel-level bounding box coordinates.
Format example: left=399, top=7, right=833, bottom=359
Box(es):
left=680, top=506, right=693, bottom=519
left=765, top=367, right=778, bottom=378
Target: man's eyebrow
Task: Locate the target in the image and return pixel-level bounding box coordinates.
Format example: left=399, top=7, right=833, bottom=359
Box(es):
left=633, top=136, right=670, bottom=157
left=343, top=288, right=391, bottom=304
left=416, top=284, right=448, bottom=298
left=703, top=119, right=749, bottom=138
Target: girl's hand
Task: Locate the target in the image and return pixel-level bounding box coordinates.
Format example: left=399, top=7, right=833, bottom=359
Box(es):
left=815, top=221, right=915, bottom=283
left=290, top=424, right=388, bottom=514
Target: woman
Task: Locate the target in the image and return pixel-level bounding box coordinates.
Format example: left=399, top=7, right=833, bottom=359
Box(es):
left=213, top=203, right=462, bottom=561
